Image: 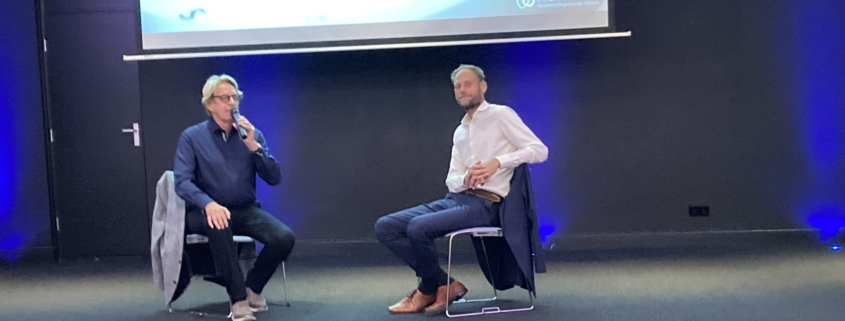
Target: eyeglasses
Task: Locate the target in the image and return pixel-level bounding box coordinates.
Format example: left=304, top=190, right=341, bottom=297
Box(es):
left=211, top=94, right=242, bottom=102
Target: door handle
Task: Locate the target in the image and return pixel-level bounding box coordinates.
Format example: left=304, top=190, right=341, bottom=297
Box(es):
left=121, top=123, right=140, bottom=147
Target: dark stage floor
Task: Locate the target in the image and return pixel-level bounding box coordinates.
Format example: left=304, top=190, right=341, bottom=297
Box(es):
left=2, top=242, right=844, bottom=321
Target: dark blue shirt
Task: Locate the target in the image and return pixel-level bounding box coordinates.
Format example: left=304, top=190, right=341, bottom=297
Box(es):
left=174, top=118, right=281, bottom=209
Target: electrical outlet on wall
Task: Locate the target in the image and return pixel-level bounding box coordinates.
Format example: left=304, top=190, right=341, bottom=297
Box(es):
left=689, top=205, right=710, bottom=217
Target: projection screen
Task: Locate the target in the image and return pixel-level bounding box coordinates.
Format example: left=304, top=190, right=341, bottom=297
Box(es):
left=131, top=0, right=622, bottom=59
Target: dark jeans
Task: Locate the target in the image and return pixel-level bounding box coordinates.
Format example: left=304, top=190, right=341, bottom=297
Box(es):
left=374, top=192, right=499, bottom=295
left=186, top=204, right=296, bottom=303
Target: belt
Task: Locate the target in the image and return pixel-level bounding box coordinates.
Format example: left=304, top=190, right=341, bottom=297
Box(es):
left=463, top=189, right=502, bottom=203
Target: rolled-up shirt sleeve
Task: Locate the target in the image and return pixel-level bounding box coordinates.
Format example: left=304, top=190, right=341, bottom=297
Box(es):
left=493, top=107, right=548, bottom=168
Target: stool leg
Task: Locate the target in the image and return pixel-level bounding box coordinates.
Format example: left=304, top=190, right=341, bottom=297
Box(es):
left=479, top=236, right=498, bottom=300
left=282, top=262, right=290, bottom=307
left=446, top=233, right=456, bottom=316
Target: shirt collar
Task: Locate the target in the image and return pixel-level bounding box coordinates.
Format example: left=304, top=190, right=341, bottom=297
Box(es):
left=206, top=117, right=233, bottom=137
left=460, top=101, right=490, bottom=124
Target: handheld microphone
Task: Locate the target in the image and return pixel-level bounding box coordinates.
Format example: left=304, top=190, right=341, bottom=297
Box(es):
left=231, top=108, right=248, bottom=139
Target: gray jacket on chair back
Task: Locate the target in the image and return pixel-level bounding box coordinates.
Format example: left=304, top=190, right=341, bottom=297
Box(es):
left=150, top=170, right=186, bottom=305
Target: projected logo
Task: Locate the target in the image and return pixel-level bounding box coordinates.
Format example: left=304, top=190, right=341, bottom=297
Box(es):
left=516, top=0, right=536, bottom=9
left=179, top=8, right=205, bottom=21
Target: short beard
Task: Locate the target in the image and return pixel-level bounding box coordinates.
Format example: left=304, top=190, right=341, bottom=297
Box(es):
left=459, top=97, right=482, bottom=111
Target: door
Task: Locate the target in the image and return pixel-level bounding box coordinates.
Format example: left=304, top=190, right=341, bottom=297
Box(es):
left=46, top=8, right=150, bottom=258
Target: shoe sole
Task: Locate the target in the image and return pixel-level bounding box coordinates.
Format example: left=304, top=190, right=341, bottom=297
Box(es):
left=423, top=291, right=467, bottom=315
left=388, top=309, right=424, bottom=314
left=231, top=315, right=256, bottom=321
left=388, top=303, right=432, bottom=314
left=388, top=301, right=438, bottom=314
left=250, top=306, right=268, bottom=313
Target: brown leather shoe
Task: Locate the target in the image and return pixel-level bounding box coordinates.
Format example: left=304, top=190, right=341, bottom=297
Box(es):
left=388, top=289, right=437, bottom=314
left=424, top=280, right=468, bottom=315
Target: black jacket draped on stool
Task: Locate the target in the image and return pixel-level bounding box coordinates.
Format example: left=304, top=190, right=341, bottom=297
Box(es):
left=471, top=163, right=547, bottom=296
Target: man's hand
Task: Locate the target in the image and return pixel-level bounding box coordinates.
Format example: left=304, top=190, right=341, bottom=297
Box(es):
left=234, top=115, right=261, bottom=152
left=204, top=201, right=231, bottom=229
left=463, top=162, right=481, bottom=187
left=464, top=159, right=500, bottom=189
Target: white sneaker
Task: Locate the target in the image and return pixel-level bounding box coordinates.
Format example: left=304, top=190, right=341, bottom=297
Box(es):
left=247, top=288, right=268, bottom=312
left=230, top=300, right=256, bottom=321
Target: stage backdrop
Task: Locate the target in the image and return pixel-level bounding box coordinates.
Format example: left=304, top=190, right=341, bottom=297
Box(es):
left=138, top=0, right=845, bottom=243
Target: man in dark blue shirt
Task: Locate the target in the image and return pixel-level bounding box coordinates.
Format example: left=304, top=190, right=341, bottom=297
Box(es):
left=174, top=74, right=295, bottom=321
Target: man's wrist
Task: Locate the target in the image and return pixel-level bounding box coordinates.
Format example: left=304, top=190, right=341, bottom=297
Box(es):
left=247, top=141, right=261, bottom=153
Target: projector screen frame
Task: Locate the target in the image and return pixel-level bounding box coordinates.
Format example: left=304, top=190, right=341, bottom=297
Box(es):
left=130, top=0, right=623, bottom=61
left=124, top=31, right=631, bottom=61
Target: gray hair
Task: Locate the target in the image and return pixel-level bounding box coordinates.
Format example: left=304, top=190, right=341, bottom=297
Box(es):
left=201, top=74, right=244, bottom=105
left=450, top=64, right=486, bottom=83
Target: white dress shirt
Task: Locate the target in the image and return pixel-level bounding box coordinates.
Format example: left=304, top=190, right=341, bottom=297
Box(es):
left=445, top=101, right=548, bottom=197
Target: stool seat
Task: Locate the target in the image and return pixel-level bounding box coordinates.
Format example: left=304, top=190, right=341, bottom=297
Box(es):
left=446, top=227, right=502, bottom=238
left=185, top=234, right=255, bottom=244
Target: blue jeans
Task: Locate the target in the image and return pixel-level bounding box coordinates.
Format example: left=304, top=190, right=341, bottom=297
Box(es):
left=375, top=192, right=499, bottom=294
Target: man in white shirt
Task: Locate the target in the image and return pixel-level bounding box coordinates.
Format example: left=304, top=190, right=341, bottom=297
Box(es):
left=374, top=64, right=548, bottom=315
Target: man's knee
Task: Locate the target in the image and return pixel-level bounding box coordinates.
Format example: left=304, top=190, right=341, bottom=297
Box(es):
left=375, top=215, right=401, bottom=241
left=267, top=228, right=296, bottom=251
